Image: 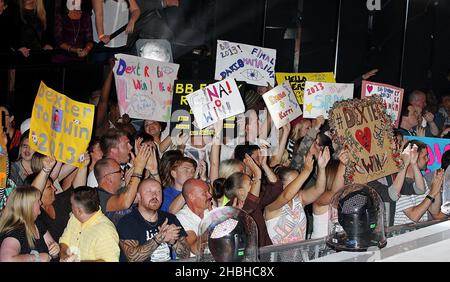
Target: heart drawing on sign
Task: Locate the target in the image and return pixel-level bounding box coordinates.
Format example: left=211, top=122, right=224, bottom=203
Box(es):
left=355, top=127, right=372, bottom=153
left=367, top=85, right=373, bottom=94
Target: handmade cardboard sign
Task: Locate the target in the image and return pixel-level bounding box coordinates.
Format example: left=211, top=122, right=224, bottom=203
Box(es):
left=405, top=136, right=450, bottom=174
left=275, top=72, right=335, bottom=104
left=187, top=78, right=245, bottom=129
left=361, top=81, right=404, bottom=127
left=303, top=82, right=354, bottom=119
left=30, top=82, right=95, bottom=168
left=262, top=80, right=303, bottom=129
left=329, top=95, right=401, bottom=184
left=215, top=40, right=276, bottom=87
left=171, top=80, right=214, bottom=136
left=171, top=80, right=246, bottom=138
left=113, top=53, right=179, bottom=122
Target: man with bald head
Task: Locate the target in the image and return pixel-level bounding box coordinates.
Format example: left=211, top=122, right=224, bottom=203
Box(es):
left=175, top=179, right=212, bottom=255
left=408, top=90, right=440, bottom=136
left=116, top=179, right=190, bottom=262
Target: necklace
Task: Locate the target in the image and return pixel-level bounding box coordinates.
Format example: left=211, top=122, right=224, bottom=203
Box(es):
left=20, top=160, right=31, bottom=176
left=70, top=19, right=81, bottom=44
left=144, top=213, right=159, bottom=228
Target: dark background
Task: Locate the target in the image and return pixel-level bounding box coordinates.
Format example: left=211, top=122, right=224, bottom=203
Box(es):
left=2, top=0, right=450, bottom=123
left=174, top=0, right=450, bottom=95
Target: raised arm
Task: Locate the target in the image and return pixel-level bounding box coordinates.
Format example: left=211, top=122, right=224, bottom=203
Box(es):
left=32, top=156, right=56, bottom=193
left=300, top=146, right=330, bottom=206
left=261, top=153, right=277, bottom=183
left=144, top=146, right=161, bottom=183
left=105, top=145, right=151, bottom=212
left=387, top=144, right=411, bottom=200
left=290, top=116, right=323, bottom=170
left=424, top=112, right=439, bottom=137
left=410, top=144, right=425, bottom=192
left=265, top=154, right=314, bottom=212
left=270, top=123, right=290, bottom=167
left=73, top=153, right=91, bottom=188
left=244, top=154, right=262, bottom=197
left=315, top=148, right=349, bottom=207
left=125, top=0, right=141, bottom=34
left=428, top=169, right=445, bottom=217
left=209, top=120, right=223, bottom=183
left=95, top=66, right=114, bottom=133
left=258, top=109, right=272, bottom=140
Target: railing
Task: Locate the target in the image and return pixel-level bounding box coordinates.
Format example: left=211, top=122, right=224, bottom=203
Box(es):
left=177, top=219, right=447, bottom=262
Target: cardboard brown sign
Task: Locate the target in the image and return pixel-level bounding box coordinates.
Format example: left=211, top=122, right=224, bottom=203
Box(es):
left=329, top=95, right=401, bottom=184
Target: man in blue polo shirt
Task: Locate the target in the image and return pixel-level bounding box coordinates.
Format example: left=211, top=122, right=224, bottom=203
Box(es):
left=117, top=179, right=190, bottom=262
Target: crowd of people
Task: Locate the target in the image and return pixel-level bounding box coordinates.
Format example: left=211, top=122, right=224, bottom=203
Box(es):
left=0, top=85, right=449, bottom=262
left=0, top=0, right=449, bottom=263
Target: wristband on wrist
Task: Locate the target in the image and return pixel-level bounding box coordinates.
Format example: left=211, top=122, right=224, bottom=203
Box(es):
left=98, top=34, right=106, bottom=40
left=153, top=236, right=162, bottom=245
left=42, top=167, right=51, bottom=174
left=30, top=250, right=40, bottom=262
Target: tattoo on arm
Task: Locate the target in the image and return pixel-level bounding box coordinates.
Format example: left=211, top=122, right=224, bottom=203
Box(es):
left=120, top=239, right=160, bottom=262
left=172, top=237, right=190, bottom=259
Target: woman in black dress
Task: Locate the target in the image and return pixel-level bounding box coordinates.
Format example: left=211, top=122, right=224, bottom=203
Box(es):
left=0, top=186, right=60, bottom=262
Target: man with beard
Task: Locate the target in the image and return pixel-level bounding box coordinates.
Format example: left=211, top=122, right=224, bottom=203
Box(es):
left=116, top=179, right=190, bottom=262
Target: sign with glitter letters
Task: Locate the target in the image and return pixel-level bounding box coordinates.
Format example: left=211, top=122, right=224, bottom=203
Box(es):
left=329, top=95, right=401, bottom=184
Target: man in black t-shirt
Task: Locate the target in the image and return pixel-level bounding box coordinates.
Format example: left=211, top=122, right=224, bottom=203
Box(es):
left=117, top=179, right=190, bottom=262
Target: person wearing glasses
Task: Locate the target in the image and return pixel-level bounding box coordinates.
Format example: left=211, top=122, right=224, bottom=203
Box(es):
left=93, top=143, right=153, bottom=225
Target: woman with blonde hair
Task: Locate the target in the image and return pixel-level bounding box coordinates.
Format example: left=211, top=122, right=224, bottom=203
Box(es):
left=0, top=186, right=59, bottom=262
left=16, top=0, right=53, bottom=57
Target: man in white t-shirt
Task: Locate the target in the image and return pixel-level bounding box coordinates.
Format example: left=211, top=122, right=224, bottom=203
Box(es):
left=175, top=179, right=212, bottom=255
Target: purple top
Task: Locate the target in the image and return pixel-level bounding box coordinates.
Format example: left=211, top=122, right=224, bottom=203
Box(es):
left=53, top=12, right=93, bottom=63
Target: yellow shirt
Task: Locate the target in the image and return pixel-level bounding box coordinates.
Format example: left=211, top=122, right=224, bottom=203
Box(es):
left=59, top=210, right=120, bottom=262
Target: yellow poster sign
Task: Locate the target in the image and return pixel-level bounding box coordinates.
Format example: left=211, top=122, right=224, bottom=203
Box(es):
left=276, top=72, right=335, bottom=104
left=29, top=82, right=95, bottom=168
